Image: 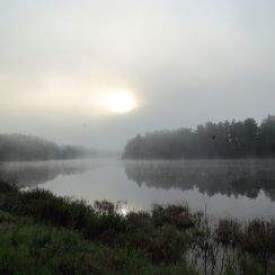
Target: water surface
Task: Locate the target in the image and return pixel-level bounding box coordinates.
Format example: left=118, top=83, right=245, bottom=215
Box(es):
left=1, top=158, right=275, bottom=220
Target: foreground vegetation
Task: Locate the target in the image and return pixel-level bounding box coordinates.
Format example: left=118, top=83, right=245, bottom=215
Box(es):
left=0, top=181, right=275, bottom=274
left=123, top=116, right=275, bottom=159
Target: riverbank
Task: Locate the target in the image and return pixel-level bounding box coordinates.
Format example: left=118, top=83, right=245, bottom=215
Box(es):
left=0, top=180, right=275, bottom=275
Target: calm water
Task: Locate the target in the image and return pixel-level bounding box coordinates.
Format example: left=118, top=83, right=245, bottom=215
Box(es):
left=1, top=158, right=275, bottom=220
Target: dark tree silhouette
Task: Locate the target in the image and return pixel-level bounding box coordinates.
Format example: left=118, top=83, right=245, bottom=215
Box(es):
left=123, top=116, right=275, bottom=159
left=0, top=134, right=96, bottom=161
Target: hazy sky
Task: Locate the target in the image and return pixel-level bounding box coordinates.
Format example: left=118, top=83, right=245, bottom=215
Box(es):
left=1, top=0, right=275, bottom=150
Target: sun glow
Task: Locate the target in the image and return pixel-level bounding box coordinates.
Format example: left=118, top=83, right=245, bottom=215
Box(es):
left=98, top=91, right=137, bottom=114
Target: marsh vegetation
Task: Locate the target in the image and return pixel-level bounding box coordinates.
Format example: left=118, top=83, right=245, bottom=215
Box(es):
left=1, top=180, right=275, bottom=274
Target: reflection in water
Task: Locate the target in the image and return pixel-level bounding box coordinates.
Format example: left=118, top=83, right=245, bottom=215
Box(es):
left=0, top=160, right=87, bottom=188
left=1, top=159, right=275, bottom=220
left=124, top=159, right=275, bottom=201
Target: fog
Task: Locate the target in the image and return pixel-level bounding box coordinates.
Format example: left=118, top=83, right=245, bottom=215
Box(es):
left=1, top=0, right=275, bottom=150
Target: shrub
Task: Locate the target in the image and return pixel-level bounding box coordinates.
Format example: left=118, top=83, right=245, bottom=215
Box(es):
left=152, top=204, right=195, bottom=230
left=240, top=220, right=275, bottom=274
left=215, top=219, right=241, bottom=248
left=0, top=179, right=17, bottom=194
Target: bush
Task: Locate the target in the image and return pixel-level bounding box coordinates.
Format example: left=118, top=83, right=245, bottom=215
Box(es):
left=152, top=204, right=195, bottom=230
left=0, top=179, right=17, bottom=194
left=215, top=219, right=241, bottom=248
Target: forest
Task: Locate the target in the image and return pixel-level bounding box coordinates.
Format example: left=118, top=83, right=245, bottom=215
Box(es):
left=123, top=116, right=275, bottom=159
left=0, top=134, right=96, bottom=161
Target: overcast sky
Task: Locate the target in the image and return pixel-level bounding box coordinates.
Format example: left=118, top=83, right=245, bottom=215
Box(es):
left=1, top=0, right=275, bottom=150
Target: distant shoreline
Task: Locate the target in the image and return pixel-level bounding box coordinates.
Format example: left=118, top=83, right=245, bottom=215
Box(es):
left=123, top=116, right=275, bottom=160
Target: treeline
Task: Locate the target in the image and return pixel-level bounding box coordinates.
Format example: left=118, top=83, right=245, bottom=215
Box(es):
left=123, top=116, right=275, bottom=159
left=0, top=134, right=96, bottom=161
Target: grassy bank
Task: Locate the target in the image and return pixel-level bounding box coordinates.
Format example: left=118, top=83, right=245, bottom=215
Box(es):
left=0, top=181, right=275, bottom=274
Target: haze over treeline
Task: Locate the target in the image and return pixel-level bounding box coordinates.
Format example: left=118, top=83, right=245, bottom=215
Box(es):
left=1, top=1, right=275, bottom=149
left=0, top=134, right=97, bottom=161
left=123, top=116, right=275, bottom=159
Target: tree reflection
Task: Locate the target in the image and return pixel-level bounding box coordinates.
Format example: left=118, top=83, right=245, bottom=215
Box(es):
left=124, top=160, right=275, bottom=200
left=0, top=161, right=86, bottom=188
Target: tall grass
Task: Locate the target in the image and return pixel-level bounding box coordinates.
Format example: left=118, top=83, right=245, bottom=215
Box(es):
left=0, top=180, right=275, bottom=274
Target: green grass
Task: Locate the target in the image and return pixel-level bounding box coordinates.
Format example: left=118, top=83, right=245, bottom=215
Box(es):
left=0, top=180, right=275, bottom=274
left=0, top=210, right=198, bottom=275
left=0, top=180, right=198, bottom=274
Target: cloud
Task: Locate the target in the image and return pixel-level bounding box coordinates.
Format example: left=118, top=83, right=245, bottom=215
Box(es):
left=0, top=0, right=275, bottom=149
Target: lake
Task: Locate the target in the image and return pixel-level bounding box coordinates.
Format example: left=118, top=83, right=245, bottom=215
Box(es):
left=1, top=158, right=275, bottom=220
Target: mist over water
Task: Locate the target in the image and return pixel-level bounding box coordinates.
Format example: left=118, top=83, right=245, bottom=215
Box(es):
left=2, top=158, right=275, bottom=220
left=2, top=1, right=275, bottom=273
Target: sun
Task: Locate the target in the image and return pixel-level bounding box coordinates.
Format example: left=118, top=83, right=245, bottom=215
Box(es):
left=98, top=91, right=137, bottom=114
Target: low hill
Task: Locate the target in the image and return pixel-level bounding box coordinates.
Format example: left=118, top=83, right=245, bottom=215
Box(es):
left=0, top=133, right=96, bottom=161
